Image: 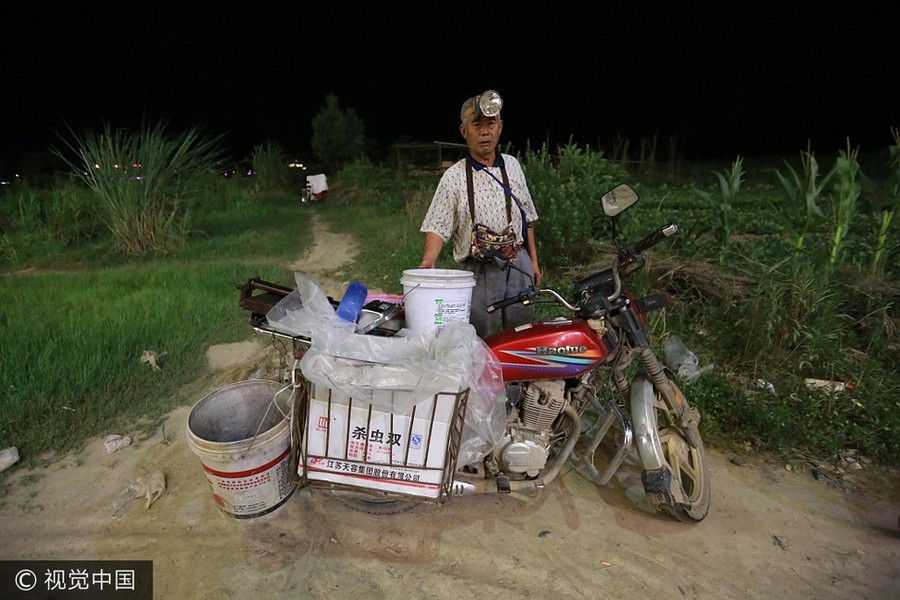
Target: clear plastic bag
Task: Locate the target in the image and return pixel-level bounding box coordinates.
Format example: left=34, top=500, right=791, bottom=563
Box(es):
left=266, top=272, right=354, bottom=338
left=664, top=335, right=714, bottom=383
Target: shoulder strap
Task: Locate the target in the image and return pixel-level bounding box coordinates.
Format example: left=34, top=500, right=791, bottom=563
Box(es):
left=466, top=159, right=476, bottom=221
left=500, top=165, right=513, bottom=224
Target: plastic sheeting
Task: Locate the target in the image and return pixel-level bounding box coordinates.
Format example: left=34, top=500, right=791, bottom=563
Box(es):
left=266, top=272, right=507, bottom=467
left=266, top=272, right=354, bottom=338
left=306, top=174, right=328, bottom=194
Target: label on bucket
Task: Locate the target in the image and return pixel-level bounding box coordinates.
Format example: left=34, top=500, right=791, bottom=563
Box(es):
left=201, top=446, right=294, bottom=519
left=430, top=298, right=469, bottom=328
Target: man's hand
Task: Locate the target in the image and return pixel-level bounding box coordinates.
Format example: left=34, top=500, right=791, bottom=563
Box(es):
left=532, top=260, right=542, bottom=287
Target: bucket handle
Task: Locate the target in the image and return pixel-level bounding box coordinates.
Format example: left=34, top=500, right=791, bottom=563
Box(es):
left=239, top=381, right=294, bottom=459
left=401, top=282, right=420, bottom=305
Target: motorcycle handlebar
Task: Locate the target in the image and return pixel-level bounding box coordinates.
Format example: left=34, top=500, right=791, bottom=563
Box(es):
left=488, top=287, right=578, bottom=314
left=487, top=222, right=678, bottom=315
left=486, top=291, right=534, bottom=314
left=623, top=223, right=679, bottom=258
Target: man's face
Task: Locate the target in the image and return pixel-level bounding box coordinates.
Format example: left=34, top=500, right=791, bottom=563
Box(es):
left=460, top=112, right=503, bottom=162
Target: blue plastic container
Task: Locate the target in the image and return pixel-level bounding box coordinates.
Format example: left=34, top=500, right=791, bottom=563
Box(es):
left=335, top=282, right=368, bottom=323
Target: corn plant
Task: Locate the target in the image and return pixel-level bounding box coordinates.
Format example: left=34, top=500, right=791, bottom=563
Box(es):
left=772, top=142, right=834, bottom=254
left=56, top=121, right=225, bottom=256
left=692, top=156, right=744, bottom=256
left=829, top=140, right=861, bottom=267
left=871, top=127, right=900, bottom=274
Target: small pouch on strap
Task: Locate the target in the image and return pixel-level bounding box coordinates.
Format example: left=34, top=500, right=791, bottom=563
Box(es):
left=470, top=223, right=520, bottom=262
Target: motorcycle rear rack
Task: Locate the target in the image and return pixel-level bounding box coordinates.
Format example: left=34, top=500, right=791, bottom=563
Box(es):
left=294, top=372, right=470, bottom=506
left=237, top=276, right=402, bottom=345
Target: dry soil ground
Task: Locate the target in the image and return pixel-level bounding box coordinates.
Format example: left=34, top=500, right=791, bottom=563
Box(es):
left=1, top=212, right=898, bottom=599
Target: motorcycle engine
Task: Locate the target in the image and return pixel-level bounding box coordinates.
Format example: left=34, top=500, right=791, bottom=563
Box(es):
left=495, top=380, right=567, bottom=477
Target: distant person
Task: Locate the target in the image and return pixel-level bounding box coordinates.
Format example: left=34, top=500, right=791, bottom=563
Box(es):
left=418, top=90, right=541, bottom=337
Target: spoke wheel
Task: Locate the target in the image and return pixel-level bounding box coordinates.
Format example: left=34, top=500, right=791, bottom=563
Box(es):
left=647, top=393, right=711, bottom=522
left=324, top=490, right=419, bottom=515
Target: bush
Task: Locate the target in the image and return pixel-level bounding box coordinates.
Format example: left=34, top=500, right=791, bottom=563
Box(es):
left=520, top=142, right=629, bottom=270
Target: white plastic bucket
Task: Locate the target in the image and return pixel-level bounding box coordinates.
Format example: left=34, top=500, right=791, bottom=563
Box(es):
left=401, top=268, right=475, bottom=336
left=186, top=380, right=295, bottom=519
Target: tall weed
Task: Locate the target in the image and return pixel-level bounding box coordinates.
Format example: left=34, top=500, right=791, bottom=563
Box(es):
left=250, top=141, right=289, bottom=192
left=0, top=182, right=104, bottom=267
left=722, top=259, right=847, bottom=380
left=56, top=121, right=225, bottom=256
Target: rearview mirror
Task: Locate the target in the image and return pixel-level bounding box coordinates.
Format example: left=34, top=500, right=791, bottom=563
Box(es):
left=601, top=184, right=639, bottom=217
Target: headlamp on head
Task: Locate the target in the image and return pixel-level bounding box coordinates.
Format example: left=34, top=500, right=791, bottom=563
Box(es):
left=477, top=90, right=503, bottom=117
left=461, top=90, right=503, bottom=122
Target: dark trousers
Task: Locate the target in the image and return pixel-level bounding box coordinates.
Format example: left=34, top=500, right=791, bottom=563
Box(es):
left=461, top=247, right=535, bottom=338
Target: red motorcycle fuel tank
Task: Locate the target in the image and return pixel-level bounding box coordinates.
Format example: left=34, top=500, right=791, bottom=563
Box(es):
left=485, top=318, right=610, bottom=382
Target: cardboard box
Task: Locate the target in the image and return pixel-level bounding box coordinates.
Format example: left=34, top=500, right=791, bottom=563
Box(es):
left=301, top=384, right=463, bottom=500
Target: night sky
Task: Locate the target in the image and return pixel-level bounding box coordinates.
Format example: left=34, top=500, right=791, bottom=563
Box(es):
left=2, top=2, right=897, bottom=171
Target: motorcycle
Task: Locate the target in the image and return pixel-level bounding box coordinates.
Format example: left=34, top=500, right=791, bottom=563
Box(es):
left=237, top=184, right=710, bottom=523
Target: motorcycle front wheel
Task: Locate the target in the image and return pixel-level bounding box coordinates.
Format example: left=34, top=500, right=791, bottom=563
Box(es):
left=632, top=377, right=711, bottom=522
left=652, top=411, right=711, bottom=522
left=324, top=490, right=419, bottom=515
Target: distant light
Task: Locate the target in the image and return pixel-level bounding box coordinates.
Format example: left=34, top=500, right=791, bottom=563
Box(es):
left=94, top=163, right=101, bottom=169
left=288, top=160, right=306, bottom=169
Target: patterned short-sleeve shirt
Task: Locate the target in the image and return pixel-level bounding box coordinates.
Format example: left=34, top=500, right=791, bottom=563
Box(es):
left=420, top=153, right=539, bottom=263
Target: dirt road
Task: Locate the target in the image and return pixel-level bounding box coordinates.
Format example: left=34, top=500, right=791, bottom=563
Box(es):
left=1, top=213, right=897, bottom=599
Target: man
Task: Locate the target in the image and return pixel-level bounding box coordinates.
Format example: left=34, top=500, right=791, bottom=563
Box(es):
left=419, top=90, right=541, bottom=337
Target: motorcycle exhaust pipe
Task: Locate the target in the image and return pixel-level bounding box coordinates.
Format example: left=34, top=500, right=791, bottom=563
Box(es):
left=450, top=405, right=581, bottom=497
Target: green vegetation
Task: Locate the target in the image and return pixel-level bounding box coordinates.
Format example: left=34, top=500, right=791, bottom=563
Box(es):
left=250, top=141, right=290, bottom=193
left=310, top=94, right=366, bottom=173
left=1, top=120, right=898, bottom=472
left=322, top=144, right=900, bottom=466
left=772, top=142, right=833, bottom=254
left=692, top=155, right=745, bottom=254
left=1, top=130, right=311, bottom=460
left=56, top=121, right=226, bottom=256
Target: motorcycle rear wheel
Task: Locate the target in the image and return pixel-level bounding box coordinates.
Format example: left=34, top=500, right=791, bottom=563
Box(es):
left=325, top=490, right=419, bottom=515
left=647, top=391, right=711, bottom=522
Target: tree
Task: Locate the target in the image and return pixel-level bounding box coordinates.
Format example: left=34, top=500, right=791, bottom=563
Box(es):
left=310, top=94, right=366, bottom=173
